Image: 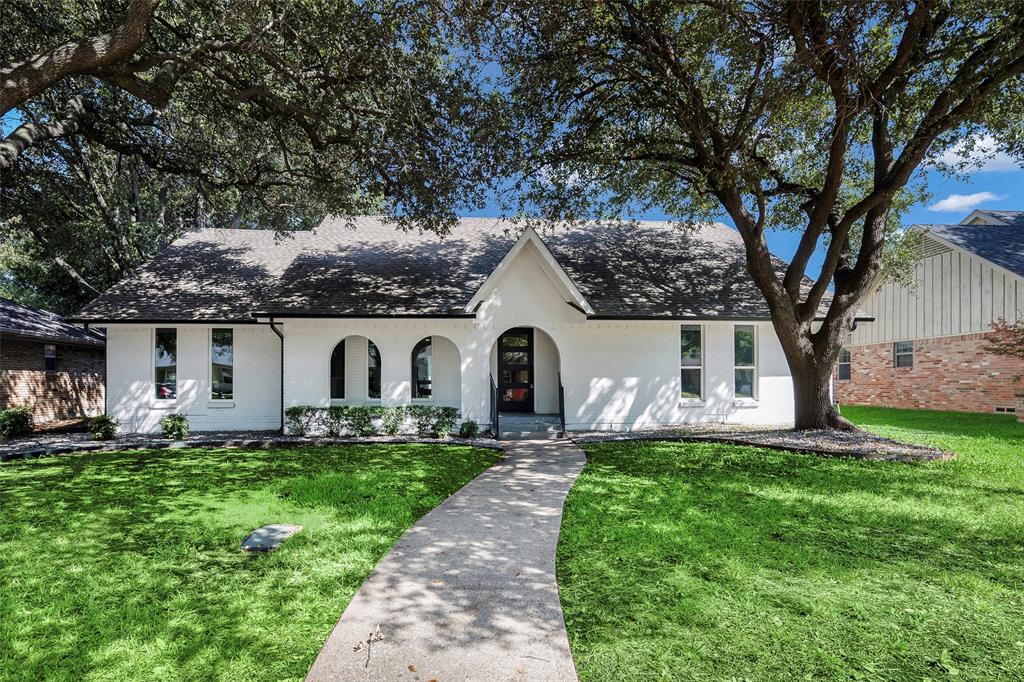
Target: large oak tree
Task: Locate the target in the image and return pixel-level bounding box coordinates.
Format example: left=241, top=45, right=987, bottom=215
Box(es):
left=465, top=0, right=1024, bottom=429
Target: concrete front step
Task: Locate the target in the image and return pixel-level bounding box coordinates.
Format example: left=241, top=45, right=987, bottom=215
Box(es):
left=499, top=430, right=565, bottom=441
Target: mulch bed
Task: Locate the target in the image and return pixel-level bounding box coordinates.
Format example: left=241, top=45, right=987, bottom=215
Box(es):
left=572, top=425, right=953, bottom=462
left=0, top=430, right=501, bottom=462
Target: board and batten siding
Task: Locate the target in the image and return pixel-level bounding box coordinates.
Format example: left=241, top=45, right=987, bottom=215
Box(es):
left=848, top=236, right=1024, bottom=346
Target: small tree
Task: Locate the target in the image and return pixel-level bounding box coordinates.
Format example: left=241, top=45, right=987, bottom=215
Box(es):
left=467, top=0, right=1024, bottom=429
left=984, top=319, right=1024, bottom=359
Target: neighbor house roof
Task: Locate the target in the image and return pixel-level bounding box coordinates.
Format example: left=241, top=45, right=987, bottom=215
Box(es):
left=1, top=297, right=104, bottom=346
left=920, top=221, right=1024, bottom=280
left=964, top=209, right=1024, bottom=227
left=73, top=216, right=838, bottom=322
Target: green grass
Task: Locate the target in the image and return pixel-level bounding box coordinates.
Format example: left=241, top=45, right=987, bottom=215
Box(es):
left=559, top=406, right=1024, bottom=681
left=0, top=444, right=498, bottom=681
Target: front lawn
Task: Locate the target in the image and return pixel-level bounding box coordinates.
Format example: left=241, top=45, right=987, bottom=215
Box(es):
left=558, top=407, right=1024, bottom=681
left=0, top=444, right=498, bottom=681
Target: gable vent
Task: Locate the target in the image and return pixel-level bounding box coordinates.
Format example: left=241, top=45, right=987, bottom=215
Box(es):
left=920, top=236, right=952, bottom=258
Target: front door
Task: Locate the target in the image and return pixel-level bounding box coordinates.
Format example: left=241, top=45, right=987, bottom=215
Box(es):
left=498, top=328, right=534, bottom=412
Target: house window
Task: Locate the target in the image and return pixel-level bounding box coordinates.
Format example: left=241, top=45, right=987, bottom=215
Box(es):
left=412, top=337, right=432, bottom=399
left=680, top=324, right=703, bottom=400
left=154, top=328, right=177, bottom=400
left=211, top=329, right=233, bottom=399
left=330, top=340, right=346, bottom=399
left=894, top=341, right=914, bottom=368
left=734, top=324, right=757, bottom=399
left=837, top=347, right=852, bottom=381
left=44, top=344, right=57, bottom=372
left=368, top=340, right=381, bottom=399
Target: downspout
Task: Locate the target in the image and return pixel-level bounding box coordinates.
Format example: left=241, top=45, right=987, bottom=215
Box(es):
left=256, top=318, right=285, bottom=432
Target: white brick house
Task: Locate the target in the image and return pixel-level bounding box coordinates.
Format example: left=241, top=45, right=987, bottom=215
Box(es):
left=73, top=217, right=841, bottom=434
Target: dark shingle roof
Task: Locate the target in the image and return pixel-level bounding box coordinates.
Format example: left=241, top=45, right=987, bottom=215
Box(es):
left=922, top=223, right=1024, bottom=279
left=75, top=217, right=833, bottom=321
left=1, top=297, right=104, bottom=346
left=256, top=217, right=824, bottom=319
left=974, top=210, right=1024, bottom=226
left=72, top=229, right=311, bottom=323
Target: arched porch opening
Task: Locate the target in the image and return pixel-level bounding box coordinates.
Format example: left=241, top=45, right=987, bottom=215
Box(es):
left=488, top=326, right=562, bottom=416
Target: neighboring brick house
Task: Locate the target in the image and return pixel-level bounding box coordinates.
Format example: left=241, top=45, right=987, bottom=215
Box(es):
left=836, top=209, right=1024, bottom=415
left=1, top=297, right=105, bottom=423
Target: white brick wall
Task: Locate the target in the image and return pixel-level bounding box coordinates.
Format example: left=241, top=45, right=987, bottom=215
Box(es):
left=107, top=236, right=796, bottom=432
left=106, top=324, right=281, bottom=433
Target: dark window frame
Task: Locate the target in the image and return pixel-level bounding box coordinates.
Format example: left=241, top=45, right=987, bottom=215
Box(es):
left=154, top=328, right=177, bottom=401
left=330, top=340, right=346, bottom=400
left=412, top=337, right=432, bottom=400
left=734, top=324, right=757, bottom=400
left=43, top=343, right=58, bottom=372
left=210, top=328, right=234, bottom=400
left=368, top=340, right=381, bottom=400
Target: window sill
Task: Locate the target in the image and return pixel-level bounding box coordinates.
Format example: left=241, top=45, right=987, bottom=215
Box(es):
left=208, top=401, right=235, bottom=409
left=149, top=401, right=177, bottom=410
left=411, top=398, right=434, bottom=404
left=733, top=399, right=758, bottom=408
left=679, top=399, right=705, bottom=408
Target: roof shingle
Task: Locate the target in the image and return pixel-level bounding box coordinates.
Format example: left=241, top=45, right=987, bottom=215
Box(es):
left=921, top=222, right=1024, bottom=279
left=1, top=297, right=104, bottom=346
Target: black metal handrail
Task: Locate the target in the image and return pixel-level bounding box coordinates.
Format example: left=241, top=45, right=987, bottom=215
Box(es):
left=558, top=371, right=566, bottom=437
left=490, top=372, right=500, bottom=440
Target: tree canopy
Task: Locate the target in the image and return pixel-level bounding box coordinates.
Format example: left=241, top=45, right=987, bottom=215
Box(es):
left=463, top=0, right=1024, bottom=428
left=1, top=0, right=501, bottom=311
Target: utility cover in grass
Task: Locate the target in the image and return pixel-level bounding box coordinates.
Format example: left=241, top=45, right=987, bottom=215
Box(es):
left=240, top=524, right=303, bottom=552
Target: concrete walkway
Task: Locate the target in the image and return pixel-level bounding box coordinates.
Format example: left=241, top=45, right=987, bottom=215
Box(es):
left=306, top=440, right=587, bottom=681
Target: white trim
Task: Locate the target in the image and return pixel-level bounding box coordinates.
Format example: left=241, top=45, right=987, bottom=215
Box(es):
left=960, top=209, right=1009, bottom=226
left=152, top=326, right=178, bottom=405
left=733, top=323, right=758, bottom=401
left=208, top=326, right=235, bottom=401
left=464, top=226, right=595, bottom=314
left=679, top=323, right=705, bottom=403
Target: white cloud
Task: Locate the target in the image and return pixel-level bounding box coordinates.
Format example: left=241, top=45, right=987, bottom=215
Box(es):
left=935, top=134, right=1021, bottom=172
left=928, top=191, right=1006, bottom=213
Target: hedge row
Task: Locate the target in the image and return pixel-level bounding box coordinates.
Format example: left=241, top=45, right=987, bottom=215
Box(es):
left=284, top=404, right=479, bottom=439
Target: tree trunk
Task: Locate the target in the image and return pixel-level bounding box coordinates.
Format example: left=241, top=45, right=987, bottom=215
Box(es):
left=789, top=354, right=855, bottom=430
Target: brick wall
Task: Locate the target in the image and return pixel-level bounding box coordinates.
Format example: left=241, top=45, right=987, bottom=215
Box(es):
left=0, top=336, right=105, bottom=422
left=835, top=332, right=1024, bottom=413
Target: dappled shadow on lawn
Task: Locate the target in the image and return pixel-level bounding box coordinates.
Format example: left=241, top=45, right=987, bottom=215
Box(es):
left=559, top=434, right=1024, bottom=680
left=0, top=444, right=498, bottom=681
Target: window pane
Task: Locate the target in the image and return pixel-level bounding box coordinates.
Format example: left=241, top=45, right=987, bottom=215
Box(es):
left=502, top=368, right=530, bottom=384
left=681, top=368, right=702, bottom=399
left=503, top=350, right=528, bottom=364
left=839, top=348, right=851, bottom=363
left=838, top=363, right=851, bottom=381
left=501, top=331, right=529, bottom=347
left=44, top=344, right=57, bottom=372
left=330, top=340, right=346, bottom=399
left=680, top=326, right=701, bottom=367
left=412, top=338, right=432, bottom=399
left=895, top=353, right=913, bottom=368
left=368, top=340, right=381, bottom=399
left=155, top=328, right=177, bottom=400
left=735, top=368, right=755, bottom=399
left=895, top=341, right=913, bottom=354
left=735, top=325, right=755, bottom=366
left=211, top=329, right=233, bottom=399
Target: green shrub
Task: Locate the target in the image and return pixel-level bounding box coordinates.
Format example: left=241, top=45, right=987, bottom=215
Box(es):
left=160, top=414, right=189, bottom=440
left=0, top=406, right=32, bottom=440
left=88, top=415, right=118, bottom=440
left=407, top=405, right=436, bottom=436
left=458, top=419, right=480, bottom=439
left=324, top=405, right=349, bottom=436
left=434, top=407, right=460, bottom=438
left=347, top=406, right=379, bottom=437
left=284, top=405, right=320, bottom=436
left=380, top=406, right=406, bottom=435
